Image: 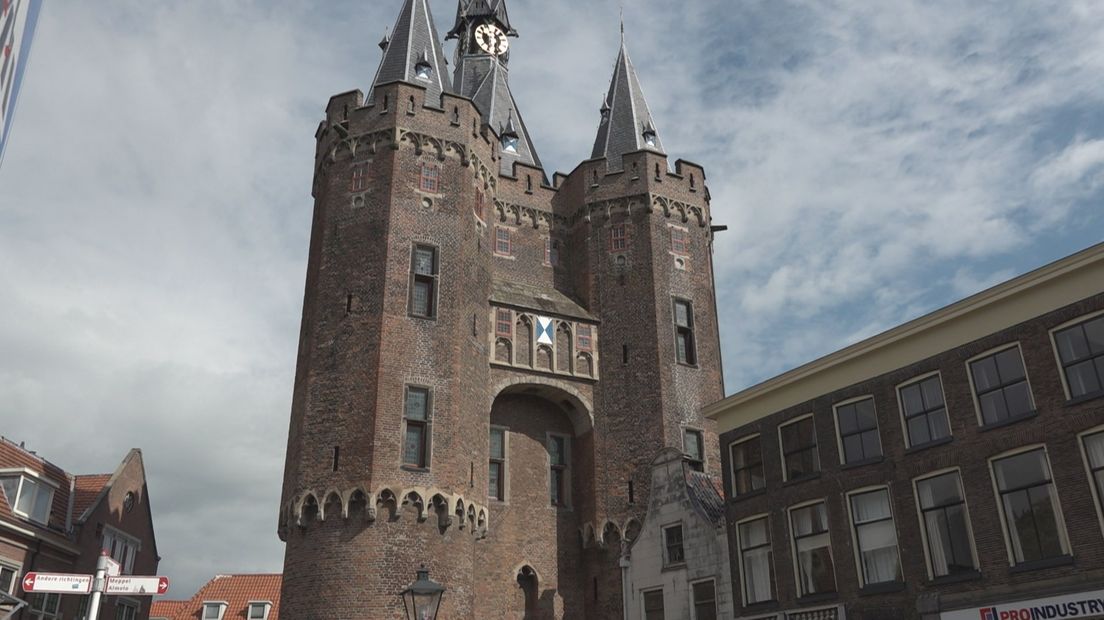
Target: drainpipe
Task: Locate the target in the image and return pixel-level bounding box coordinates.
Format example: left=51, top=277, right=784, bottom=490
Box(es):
left=619, top=544, right=631, bottom=620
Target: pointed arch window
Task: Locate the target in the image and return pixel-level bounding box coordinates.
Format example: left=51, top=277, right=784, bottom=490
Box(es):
left=502, top=135, right=519, bottom=154
left=420, top=164, right=440, bottom=193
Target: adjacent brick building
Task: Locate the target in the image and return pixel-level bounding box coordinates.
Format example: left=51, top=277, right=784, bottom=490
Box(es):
left=706, top=242, right=1104, bottom=620
left=277, top=0, right=724, bottom=618
left=0, top=437, right=159, bottom=620
left=150, top=574, right=280, bottom=620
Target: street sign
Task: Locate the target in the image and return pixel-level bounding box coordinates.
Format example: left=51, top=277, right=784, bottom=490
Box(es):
left=104, top=557, right=122, bottom=578
left=20, top=573, right=94, bottom=595
left=104, top=576, right=169, bottom=596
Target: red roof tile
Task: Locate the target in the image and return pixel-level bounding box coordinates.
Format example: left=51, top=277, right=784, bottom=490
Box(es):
left=72, top=474, right=112, bottom=519
left=0, top=437, right=72, bottom=532
left=150, top=575, right=282, bottom=620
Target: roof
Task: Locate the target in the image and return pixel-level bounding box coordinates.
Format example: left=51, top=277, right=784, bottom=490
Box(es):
left=368, top=0, right=452, bottom=108
left=447, top=0, right=515, bottom=38
left=490, top=279, right=594, bottom=321
left=591, top=33, right=664, bottom=171
left=685, top=470, right=725, bottom=525
left=0, top=437, right=72, bottom=534
left=151, top=575, right=282, bottom=620
left=455, top=56, right=545, bottom=178
left=71, top=474, right=112, bottom=520
left=706, top=241, right=1104, bottom=432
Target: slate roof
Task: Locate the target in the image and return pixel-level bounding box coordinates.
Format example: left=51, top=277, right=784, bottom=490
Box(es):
left=592, top=34, right=665, bottom=171
left=491, top=280, right=594, bottom=321
left=368, top=0, right=452, bottom=108
left=455, top=56, right=545, bottom=178
left=447, top=0, right=515, bottom=39
left=150, top=574, right=282, bottom=620
left=685, top=470, right=725, bottom=525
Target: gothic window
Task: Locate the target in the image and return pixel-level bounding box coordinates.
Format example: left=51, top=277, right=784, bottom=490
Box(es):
left=609, top=224, right=627, bottom=252
left=790, top=501, right=837, bottom=597
left=350, top=166, right=368, bottom=192
left=1053, top=314, right=1104, bottom=399
left=549, top=435, right=570, bottom=507
left=409, top=245, right=438, bottom=319
left=969, top=345, right=1034, bottom=427
left=415, top=60, right=432, bottom=80
left=402, top=387, right=431, bottom=469
left=670, top=226, right=689, bottom=256
left=683, top=429, right=704, bottom=472
left=898, top=374, right=951, bottom=448
left=489, top=427, right=506, bottom=501
left=576, top=325, right=593, bottom=352
left=495, top=309, right=513, bottom=338
left=834, top=397, right=882, bottom=465
left=516, top=318, right=532, bottom=366
left=494, top=227, right=512, bottom=256
left=419, top=164, right=440, bottom=193
left=673, top=299, right=696, bottom=365
left=502, top=135, right=519, bottom=153
left=556, top=324, right=572, bottom=372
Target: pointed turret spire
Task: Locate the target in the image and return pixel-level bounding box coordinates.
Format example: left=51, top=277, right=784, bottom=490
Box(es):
left=591, top=32, right=665, bottom=171
left=368, top=0, right=452, bottom=107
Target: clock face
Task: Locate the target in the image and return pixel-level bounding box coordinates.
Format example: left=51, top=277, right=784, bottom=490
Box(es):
left=475, top=23, right=509, bottom=56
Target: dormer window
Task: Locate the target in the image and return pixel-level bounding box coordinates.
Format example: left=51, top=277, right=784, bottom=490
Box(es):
left=0, top=472, right=55, bottom=525
left=643, top=129, right=657, bottom=148
left=502, top=135, right=519, bottom=153
left=202, top=602, right=227, bottom=620
left=248, top=602, right=273, bottom=620
left=415, top=61, right=432, bottom=80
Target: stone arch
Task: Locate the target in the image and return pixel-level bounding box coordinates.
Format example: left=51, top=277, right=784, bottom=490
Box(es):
left=376, top=488, right=398, bottom=520
left=431, top=493, right=452, bottom=529
left=623, top=518, right=642, bottom=544
left=402, top=490, right=427, bottom=521
left=581, top=522, right=596, bottom=549
left=515, top=316, right=533, bottom=367
left=535, top=344, right=553, bottom=371
left=321, top=490, right=342, bottom=521
left=490, top=378, right=595, bottom=435
left=298, top=493, right=319, bottom=527
left=347, top=488, right=369, bottom=521
left=495, top=337, right=512, bottom=364
left=455, top=498, right=466, bottom=529
left=477, top=508, right=488, bottom=534
left=555, top=322, right=573, bottom=373
left=602, top=520, right=623, bottom=548
left=467, top=504, right=476, bottom=531
left=575, top=352, right=594, bottom=378
left=516, top=565, right=540, bottom=615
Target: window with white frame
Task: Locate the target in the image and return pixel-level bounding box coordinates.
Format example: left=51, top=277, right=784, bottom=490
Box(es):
left=202, top=602, right=226, bottom=620
left=114, top=600, right=138, bottom=620
left=835, top=397, right=882, bottom=465
left=247, top=602, right=271, bottom=620
left=779, top=416, right=819, bottom=482
left=1081, top=430, right=1104, bottom=529
left=991, top=448, right=1070, bottom=565
left=737, top=516, right=774, bottom=605
left=915, top=470, right=978, bottom=578
left=0, top=473, right=55, bottom=525
left=26, top=593, right=60, bottom=620
left=730, top=435, right=765, bottom=497
left=643, top=589, right=665, bottom=620
left=1053, top=314, right=1104, bottom=400
left=104, top=527, right=140, bottom=574
left=691, top=579, right=717, bottom=620
left=0, top=560, right=19, bottom=595
left=663, top=523, right=685, bottom=566
left=683, top=429, right=704, bottom=472
left=969, top=345, right=1034, bottom=426
left=789, top=501, right=835, bottom=597
left=848, top=488, right=902, bottom=586
left=898, top=374, right=951, bottom=447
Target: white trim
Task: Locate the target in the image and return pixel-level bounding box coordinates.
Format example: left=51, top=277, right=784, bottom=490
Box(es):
left=1078, top=425, right=1104, bottom=541
left=246, top=601, right=273, bottom=620
left=661, top=520, right=685, bottom=567
left=734, top=513, right=774, bottom=606
left=831, top=395, right=881, bottom=465
left=777, top=414, right=819, bottom=482
left=910, top=467, right=980, bottom=581
left=0, top=556, right=23, bottom=596
left=895, top=371, right=951, bottom=449
left=1048, top=309, right=1104, bottom=401
left=964, top=342, right=1035, bottom=427
left=728, top=433, right=762, bottom=497
left=987, top=444, right=1071, bottom=566
left=640, top=586, right=665, bottom=620
left=0, top=468, right=61, bottom=489
left=786, top=498, right=836, bottom=598
left=844, top=485, right=902, bottom=588
left=201, top=601, right=229, bottom=620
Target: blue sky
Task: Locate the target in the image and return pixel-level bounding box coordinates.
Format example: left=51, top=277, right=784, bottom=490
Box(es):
left=1, top=0, right=1102, bottom=597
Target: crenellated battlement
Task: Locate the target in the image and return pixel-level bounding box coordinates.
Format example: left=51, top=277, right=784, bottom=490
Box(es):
left=280, top=486, right=490, bottom=539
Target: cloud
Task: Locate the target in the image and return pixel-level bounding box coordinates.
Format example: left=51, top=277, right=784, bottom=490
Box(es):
left=1, top=0, right=1103, bottom=598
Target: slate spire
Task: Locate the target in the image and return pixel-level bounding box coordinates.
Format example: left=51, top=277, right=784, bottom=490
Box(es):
left=368, top=0, right=452, bottom=107
left=591, top=31, right=665, bottom=171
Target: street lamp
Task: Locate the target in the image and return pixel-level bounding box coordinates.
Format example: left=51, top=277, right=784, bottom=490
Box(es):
left=400, top=566, right=445, bottom=620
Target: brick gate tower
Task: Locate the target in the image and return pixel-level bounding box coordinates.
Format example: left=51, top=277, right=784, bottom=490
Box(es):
left=278, top=1, right=724, bottom=617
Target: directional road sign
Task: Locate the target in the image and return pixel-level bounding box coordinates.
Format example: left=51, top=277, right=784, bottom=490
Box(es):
left=104, top=576, right=170, bottom=596
left=104, top=557, right=122, bottom=578
left=21, top=573, right=94, bottom=594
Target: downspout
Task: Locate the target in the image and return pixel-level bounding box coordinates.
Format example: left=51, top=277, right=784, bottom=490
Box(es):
left=64, top=477, right=75, bottom=534
left=16, top=540, right=44, bottom=620
left=619, top=543, right=631, bottom=620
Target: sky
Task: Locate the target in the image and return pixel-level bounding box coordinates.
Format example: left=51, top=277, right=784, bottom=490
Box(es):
left=1, top=0, right=1103, bottom=598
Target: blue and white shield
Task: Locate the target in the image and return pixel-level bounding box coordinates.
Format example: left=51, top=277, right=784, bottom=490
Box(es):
left=536, top=317, right=555, bottom=345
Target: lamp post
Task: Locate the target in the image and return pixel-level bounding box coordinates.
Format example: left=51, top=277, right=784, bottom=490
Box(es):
left=400, top=566, right=445, bottom=620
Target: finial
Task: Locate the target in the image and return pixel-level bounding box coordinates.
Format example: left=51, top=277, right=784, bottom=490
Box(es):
left=620, top=5, right=625, bottom=42
left=378, top=28, right=390, bottom=51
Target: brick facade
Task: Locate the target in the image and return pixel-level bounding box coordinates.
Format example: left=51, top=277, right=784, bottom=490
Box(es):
left=717, top=286, right=1104, bottom=620
left=276, top=1, right=724, bottom=618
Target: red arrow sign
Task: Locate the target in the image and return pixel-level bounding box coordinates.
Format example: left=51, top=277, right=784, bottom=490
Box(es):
left=105, top=576, right=170, bottom=596
left=158, top=577, right=169, bottom=595
left=22, top=573, right=35, bottom=592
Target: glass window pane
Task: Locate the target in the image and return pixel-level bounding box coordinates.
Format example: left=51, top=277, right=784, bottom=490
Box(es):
left=489, top=463, right=501, bottom=498
left=490, top=429, right=505, bottom=460
left=1085, top=318, right=1104, bottom=354
left=1003, top=382, right=1034, bottom=417
left=1085, top=432, right=1104, bottom=468
left=918, top=473, right=961, bottom=508
left=0, top=478, right=18, bottom=509
left=413, top=247, right=435, bottom=275
left=684, top=431, right=702, bottom=460
left=901, top=383, right=924, bottom=416
left=944, top=504, right=975, bottom=572
left=979, top=390, right=1008, bottom=425
left=851, top=490, right=891, bottom=523
left=908, top=415, right=931, bottom=446
left=1067, top=360, right=1102, bottom=398
left=1028, top=486, right=1065, bottom=560
left=996, top=348, right=1026, bottom=382
left=412, top=280, right=431, bottom=316
left=843, top=435, right=863, bottom=463
left=674, top=302, right=689, bottom=327
left=837, top=404, right=858, bottom=435
left=971, top=356, right=1000, bottom=392
left=743, top=546, right=773, bottom=604
left=921, top=377, right=945, bottom=407
left=861, top=430, right=882, bottom=459
left=1055, top=326, right=1090, bottom=363
left=929, top=408, right=951, bottom=441
left=995, top=450, right=1050, bottom=490
left=740, top=519, right=769, bottom=548
left=1003, top=491, right=1039, bottom=562
left=405, top=389, right=428, bottom=420
left=403, top=425, right=424, bottom=465
left=15, top=478, right=35, bottom=515
left=32, top=487, right=52, bottom=523
left=855, top=399, right=877, bottom=430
